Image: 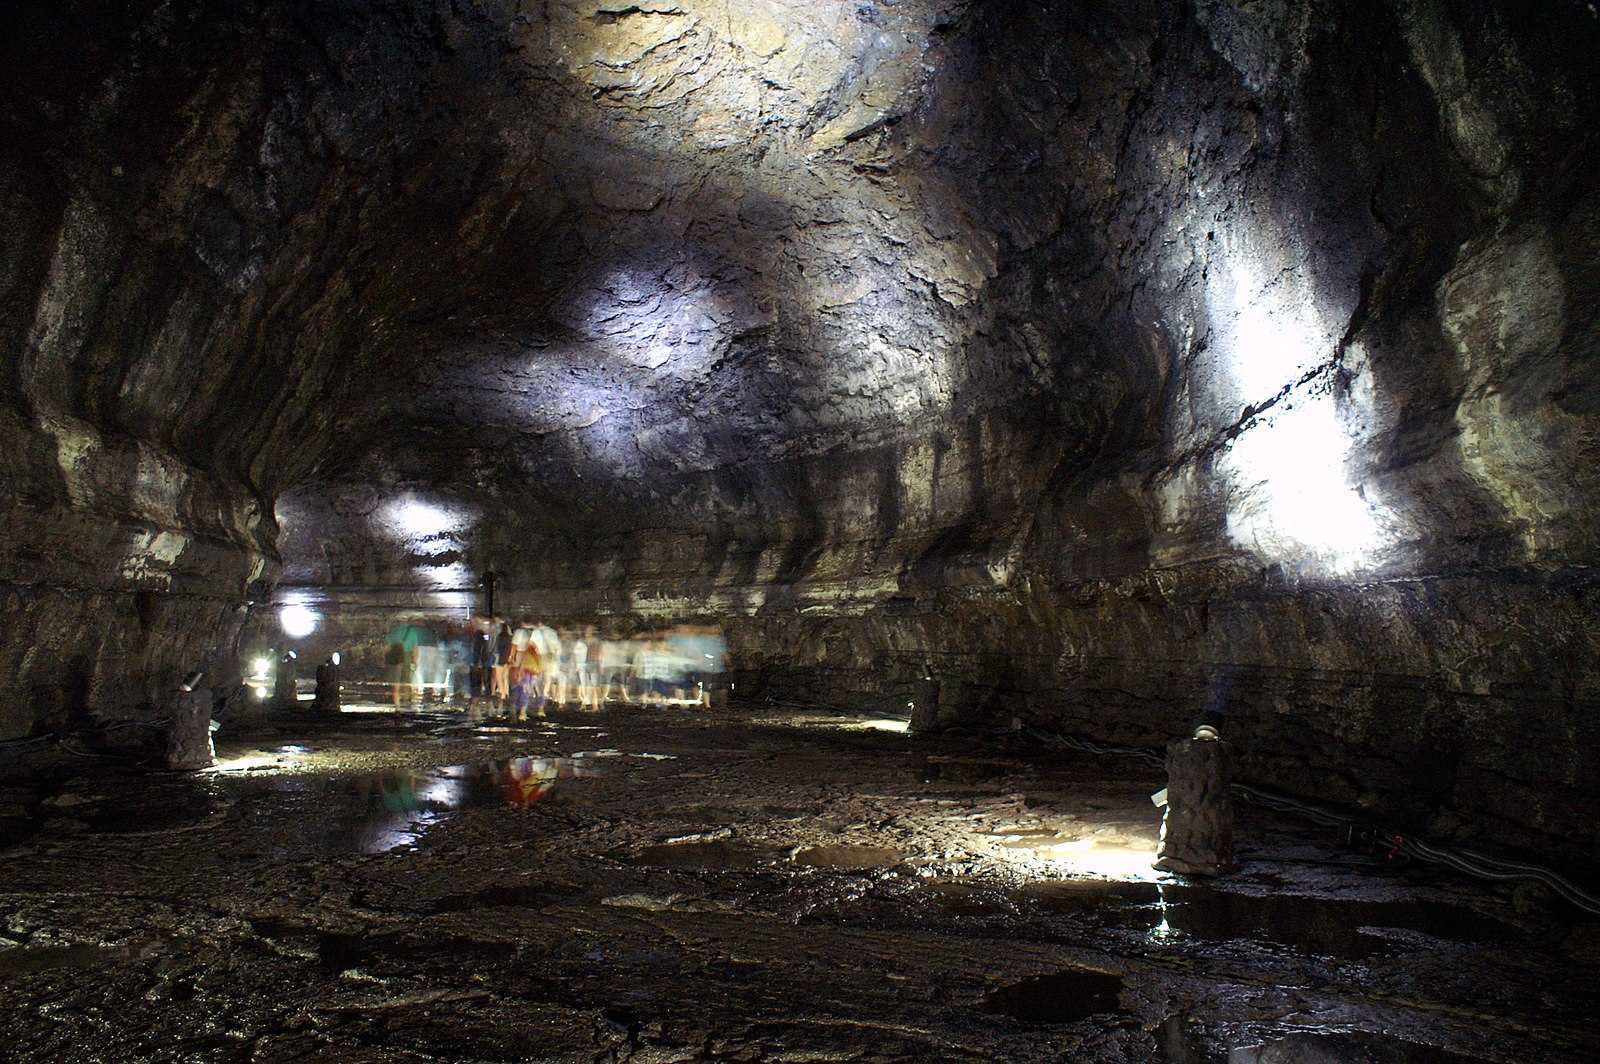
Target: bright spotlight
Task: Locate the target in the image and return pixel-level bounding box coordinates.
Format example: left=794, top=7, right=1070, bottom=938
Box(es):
left=279, top=603, right=318, bottom=639
left=251, top=656, right=272, bottom=678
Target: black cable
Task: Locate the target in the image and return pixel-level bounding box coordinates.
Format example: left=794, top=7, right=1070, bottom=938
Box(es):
left=0, top=733, right=58, bottom=753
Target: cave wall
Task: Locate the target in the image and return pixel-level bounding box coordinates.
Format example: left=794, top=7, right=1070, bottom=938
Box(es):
left=0, top=0, right=552, bottom=733
left=4, top=1, right=1598, bottom=863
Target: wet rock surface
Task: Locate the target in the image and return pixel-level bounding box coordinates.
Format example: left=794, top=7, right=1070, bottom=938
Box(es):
left=2, top=705, right=1596, bottom=1062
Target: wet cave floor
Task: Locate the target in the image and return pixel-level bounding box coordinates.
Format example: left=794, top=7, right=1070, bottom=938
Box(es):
left=1, top=704, right=1597, bottom=1063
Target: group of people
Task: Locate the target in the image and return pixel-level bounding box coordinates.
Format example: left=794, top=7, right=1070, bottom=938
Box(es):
left=384, top=619, right=726, bottom=719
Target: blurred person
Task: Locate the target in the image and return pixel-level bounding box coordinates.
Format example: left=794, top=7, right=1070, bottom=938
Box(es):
left=557, top=629, right=580, bottom=708
left=492, top=621, right=514, bottom=705
left=623, top=638, right=646, bottom=704
left=521, top=636, right=546, bottom=718
left=386, top=639, right=408, bottom=707
left=635, top=638, right=672, bottom=705
left=671, top=625, right=726, bottom=708
left=512, top=630, right=542, bottom=720
left=470, top=619, right=491, bottom=705
left=574, top=627, right=596, bottom=709
left=449, top=646, right=471, bottom=706
left=596, top=637, right=629, bottom=706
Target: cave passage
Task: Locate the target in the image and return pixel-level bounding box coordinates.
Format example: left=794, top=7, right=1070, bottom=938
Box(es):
left=3, top=0, right=1600, bottom=1060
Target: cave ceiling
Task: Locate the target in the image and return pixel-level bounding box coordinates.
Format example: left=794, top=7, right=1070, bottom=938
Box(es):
left=6, top=0, right=1598, bottom=594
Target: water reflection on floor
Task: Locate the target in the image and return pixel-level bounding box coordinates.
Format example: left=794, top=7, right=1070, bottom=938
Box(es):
left=234, top=754, right=609, bottom=856
left=1025, top=879, right=1514, bottom=960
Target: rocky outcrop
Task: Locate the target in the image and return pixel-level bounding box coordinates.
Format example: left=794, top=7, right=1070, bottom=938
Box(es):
left=4, top=2, right=1598, bottom=864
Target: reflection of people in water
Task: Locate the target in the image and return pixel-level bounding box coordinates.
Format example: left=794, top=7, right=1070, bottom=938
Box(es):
left=502, top=757, right=558, bottom=806
left=498, top=757, right=602, bottom=807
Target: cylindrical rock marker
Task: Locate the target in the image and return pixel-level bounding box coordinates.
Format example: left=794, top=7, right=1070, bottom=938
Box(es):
left=907, top=678, right=941, bottom=733
left=165, top=686, right=215, bottom=771
left=1154, top=725, right=1235, bottom=876
left=313, top=659, right=340, bottom=715
left=272, top=654, right=299, bottom=711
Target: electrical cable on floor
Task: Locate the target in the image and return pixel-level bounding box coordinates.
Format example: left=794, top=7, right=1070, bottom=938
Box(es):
left=0, top=717, right=172, bottom=760
left=1023, top=726, right=1600, bottom=917
left=0, top=732, right=58, bottom=751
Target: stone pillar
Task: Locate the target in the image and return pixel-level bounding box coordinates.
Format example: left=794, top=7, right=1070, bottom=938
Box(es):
left=271, top=655, right=298, bottom=711
left=1154, top=729, right=1235, bottom=876
left=313, top=660, right=340, bottom=715
left=165, top=687, right=215, bottom=770
left=907, top=678, right=941, bottom=733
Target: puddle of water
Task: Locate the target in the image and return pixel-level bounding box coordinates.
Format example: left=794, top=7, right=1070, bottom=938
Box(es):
left=1028, top=881, right=1514, bottom=960
left=232, top=755, right=609, bottom=856
left=631, top=840, right=787, bottom=870
left=0, top=943, right=125, bottom=975
left=916, top=757, right=1022, bottom=784
left=921, top=881, right=1023, bottom=917
left=47, top=781, right=229, bottom=837
left=982, top=969, right=1124, bottom=1024
left=1228, top=1032, right=1484, bottom=1063
left=793, top=844, right=905, bottom=871
left=429, top=881, right=581, bottom=914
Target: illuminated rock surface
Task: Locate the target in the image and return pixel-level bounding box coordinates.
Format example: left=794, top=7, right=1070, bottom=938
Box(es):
left=2, top=0, right=1599, bottom=874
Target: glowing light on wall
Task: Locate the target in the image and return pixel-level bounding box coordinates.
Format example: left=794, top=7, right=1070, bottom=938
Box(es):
left=1204, top=241, right=1386, bottom=575
left=1222, top=393, right=1381, bottom=572
left=385, top=498, right=459, bottom=539
left=1224, top=268, right=1326, bottom=403
left=279, top=602, right=318, bottom=638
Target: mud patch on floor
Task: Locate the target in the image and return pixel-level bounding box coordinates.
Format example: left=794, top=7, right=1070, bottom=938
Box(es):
left=793, top=844, right=906, bottom=871
left=429, top=880, right=584, bottom=914
left=0, top=943, right=127, bottom=976
left=916, top=756, right=1025, bottom=784
left=630, top=840, right=787, bottom=870
left=982, top=969, right=1124, bottom=1024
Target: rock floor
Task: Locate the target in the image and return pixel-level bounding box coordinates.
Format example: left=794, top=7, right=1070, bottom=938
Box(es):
left=1, top=704, right=1597, bottom=1062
